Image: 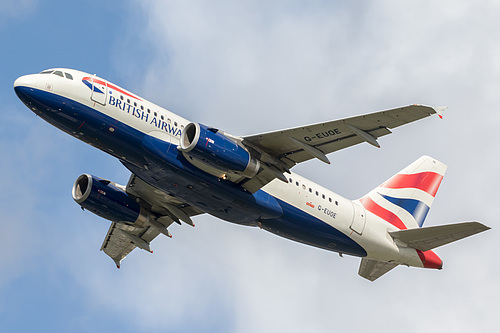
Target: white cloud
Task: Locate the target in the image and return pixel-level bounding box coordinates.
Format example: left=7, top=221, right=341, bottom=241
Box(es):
left=6, top=0, right=495, bottom=331
left=89, top=0, right=499, bottom=331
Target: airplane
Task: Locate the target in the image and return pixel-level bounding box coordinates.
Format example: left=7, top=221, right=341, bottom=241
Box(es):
left=14, top=68, right=490, bottom=281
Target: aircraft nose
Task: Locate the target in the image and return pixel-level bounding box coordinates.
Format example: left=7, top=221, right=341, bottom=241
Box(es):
left=14, top=74, right=39, bottom=108
left=14, top=74, right=37, bottom=89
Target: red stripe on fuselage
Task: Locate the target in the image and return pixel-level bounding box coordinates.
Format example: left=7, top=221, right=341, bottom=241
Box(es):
left=82, top=77, right=142, bottom=101
left=381, top=172, right=443, bottom=197
left=359, top=196, right=407, bottom=230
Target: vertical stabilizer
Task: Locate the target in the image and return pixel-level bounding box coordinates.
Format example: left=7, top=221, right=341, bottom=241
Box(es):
left=359, top=156, right=447, bottom=229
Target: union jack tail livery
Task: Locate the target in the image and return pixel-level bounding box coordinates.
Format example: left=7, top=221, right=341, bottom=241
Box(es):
left=359, top=156, right=446, bottom=230
left=357, top=156, right=489, bottom=281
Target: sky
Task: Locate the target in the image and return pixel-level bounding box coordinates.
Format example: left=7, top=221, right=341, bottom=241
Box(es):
left=1, top=0, right=498, bottom=332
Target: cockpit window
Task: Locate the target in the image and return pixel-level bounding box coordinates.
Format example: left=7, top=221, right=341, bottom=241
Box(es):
left=39, top=69, right=73, bottom=80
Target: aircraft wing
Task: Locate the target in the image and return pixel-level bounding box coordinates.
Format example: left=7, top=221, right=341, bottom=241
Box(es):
left=100, top=174, right=204, bottom=268
left=240, top=105, right=443, bottom=192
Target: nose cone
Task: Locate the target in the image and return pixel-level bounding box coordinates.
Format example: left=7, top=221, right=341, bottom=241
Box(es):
left=14, top=74, right=39, bottom=108
left=14, top=74, right=37, bottom=89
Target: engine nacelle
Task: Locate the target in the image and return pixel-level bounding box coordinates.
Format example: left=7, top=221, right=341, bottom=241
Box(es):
left=72, top=174, right=148, bottom=224
left=179, top=122, right=260, bottom=178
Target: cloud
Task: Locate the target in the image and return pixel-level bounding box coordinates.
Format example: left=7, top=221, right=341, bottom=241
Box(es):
left=121, top=1, right=499, bottom=332
left=0, top=0, right=37, bottom=23
left=5, top=1, right=497, bottom=332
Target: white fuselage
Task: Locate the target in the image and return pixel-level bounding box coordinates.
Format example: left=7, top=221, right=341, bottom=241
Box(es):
left=14, top=68, right=427, bottom=268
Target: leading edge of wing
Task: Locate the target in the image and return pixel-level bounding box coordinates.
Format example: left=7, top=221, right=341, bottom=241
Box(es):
left=243, top=104, right=441, bottom=141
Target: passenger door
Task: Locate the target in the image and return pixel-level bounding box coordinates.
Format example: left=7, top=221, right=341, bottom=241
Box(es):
left=90, top=76, right=107, bottom=105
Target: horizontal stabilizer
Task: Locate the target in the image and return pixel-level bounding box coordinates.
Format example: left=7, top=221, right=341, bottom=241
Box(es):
left=389, top=222, right=490, bottom=252
left=358, top=258, right=399, bottom=281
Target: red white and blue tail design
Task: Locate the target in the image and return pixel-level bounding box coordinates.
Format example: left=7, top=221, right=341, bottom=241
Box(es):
left=359, top=156, right=447, bottom=230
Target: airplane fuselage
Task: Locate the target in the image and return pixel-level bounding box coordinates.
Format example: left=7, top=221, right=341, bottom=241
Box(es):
left=14, top=68, right=436, bottom=269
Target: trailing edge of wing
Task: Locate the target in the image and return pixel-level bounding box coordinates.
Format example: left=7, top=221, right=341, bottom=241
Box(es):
left=389, top=222, right=490, bottom=252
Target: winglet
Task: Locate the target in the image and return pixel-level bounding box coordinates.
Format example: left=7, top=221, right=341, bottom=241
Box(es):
left=433, top=106, right=447, bottom=119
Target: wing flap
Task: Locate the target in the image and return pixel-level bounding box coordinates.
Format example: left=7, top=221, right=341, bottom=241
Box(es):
left=389, top=222, right=490, bottom=252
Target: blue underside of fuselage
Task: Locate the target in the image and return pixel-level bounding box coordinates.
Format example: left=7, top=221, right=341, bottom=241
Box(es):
left=14, top=86, right=367, bottom=257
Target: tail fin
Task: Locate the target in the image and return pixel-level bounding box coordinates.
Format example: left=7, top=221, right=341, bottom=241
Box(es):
left=359, top=156, right=447, bottom=229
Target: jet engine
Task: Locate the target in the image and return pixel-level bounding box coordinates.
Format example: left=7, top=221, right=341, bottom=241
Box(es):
left=72, top=174, right=148, bottom=225
left=179, top=122, right=260, bottom=179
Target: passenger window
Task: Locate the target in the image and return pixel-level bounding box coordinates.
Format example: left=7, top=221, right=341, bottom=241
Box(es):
left=161, top=115, right=164, bottom=120
left=120, top=95, right=124, bottom=101
left=295, top=181, right=299, bottom=186
left=309, top=188, right=312, bottom=193
left=53, top=71, right=64, bottom=77
left=134, top=102, right=137, bottom=107
left=147, top=108, right=151, bottom=113
left=335, top=201, right=339, bottom=206
left=154, top=112, right=158, bottom=117
left=329, top=198, right=332, bottom=203
left=174, top=122, right=178, bottom=127
left=315, top=191, right=319, bottom=196
left=322, top=194, right=325, bottom=199
left=141, top=105, right=144, bottom=110
left=64, top=72, right=73, bottom=80
left=167, top=118, right=171, bottom=124
left=302, top=185, right=306, bottom=190
left=127, top=99, right=130, bottom=104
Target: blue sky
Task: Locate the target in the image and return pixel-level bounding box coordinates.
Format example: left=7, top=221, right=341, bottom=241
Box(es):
left=1, top=1, right=499, bottom=332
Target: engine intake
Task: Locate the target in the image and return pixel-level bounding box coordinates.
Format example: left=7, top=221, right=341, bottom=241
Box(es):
left=179, top=122, right=260, bottom=178
left=72, top=174, right=148, bottom=224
